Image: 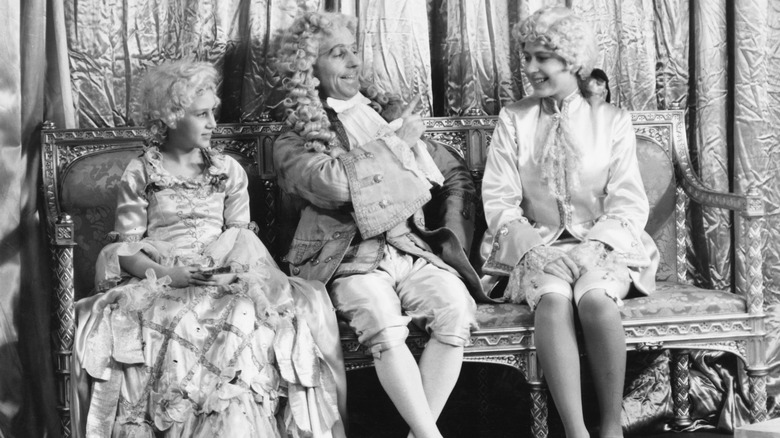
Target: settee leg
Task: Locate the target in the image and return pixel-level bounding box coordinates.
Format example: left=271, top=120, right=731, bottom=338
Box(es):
left=670, top=350, right=692, bottom=429
left=747, top=370, right=768, bottom=423
left=529, top=381, right=548, bottom=438
left=477, top=365, right=490, bottom=438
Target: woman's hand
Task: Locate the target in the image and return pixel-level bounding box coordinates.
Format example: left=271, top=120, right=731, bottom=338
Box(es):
left=394, top=96, right=426, bottom=147
left=543, top=254, right=581, bottom=284
left=190, top=272, right=238, bottom=287
left=165, top=266, right=200, bottom=288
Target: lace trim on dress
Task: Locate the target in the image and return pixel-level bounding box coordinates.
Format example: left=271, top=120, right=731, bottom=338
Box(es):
left=142, top=145, right=230, bottom=193
left=107, top=231, right=144, bottom=243
left=504, top=240, right=630, bottom=305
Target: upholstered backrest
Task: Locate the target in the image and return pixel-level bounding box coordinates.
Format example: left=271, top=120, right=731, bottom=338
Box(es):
left=41, top=110, right=687, bottom=299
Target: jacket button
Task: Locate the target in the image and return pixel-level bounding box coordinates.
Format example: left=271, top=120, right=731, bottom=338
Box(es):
left=291, top=267, right=300, bottom=275
left=324, top=256, right=333, bottom=263
left=379, top=200, right=388, bottom=208
left=311, top=259, right=320, bottom=265
left=500, top=227, right=508, bottom=235
left=374, top=174, right=384, bottom=183
left=333, top=232, right=341, bottom=239
left=366, top=152, right=374, bottom=158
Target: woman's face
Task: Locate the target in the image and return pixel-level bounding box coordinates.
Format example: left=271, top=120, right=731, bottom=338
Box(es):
left=522, top=41, right=579, bottom=103
left=314, top=26, right=361, bottom=100
left=167, top=88, right=218, bottom=151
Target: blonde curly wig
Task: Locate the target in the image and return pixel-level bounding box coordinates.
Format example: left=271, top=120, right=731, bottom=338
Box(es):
left=136, top=60, right=221, bottom=146
left=275, top=12, right=359, bottom=153
left=513, top=7, right=598, bottom=79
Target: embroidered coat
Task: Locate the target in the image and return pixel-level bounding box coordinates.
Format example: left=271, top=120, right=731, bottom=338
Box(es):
left=480, top=93, right=658, bottom=294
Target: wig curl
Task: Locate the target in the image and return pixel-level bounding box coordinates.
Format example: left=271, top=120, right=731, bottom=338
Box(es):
left=275, top=12, right=358, bottom=153
left=513, top=7, right=598, bottom=79
left=136, top=60, right=220, bottom=147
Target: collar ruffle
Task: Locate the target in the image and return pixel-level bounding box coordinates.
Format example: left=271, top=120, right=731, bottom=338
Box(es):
left=143, top=146, right=228, bottom=191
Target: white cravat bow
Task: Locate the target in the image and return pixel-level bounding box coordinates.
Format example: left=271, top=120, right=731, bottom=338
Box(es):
left=326, top=93, right=372, bottom=114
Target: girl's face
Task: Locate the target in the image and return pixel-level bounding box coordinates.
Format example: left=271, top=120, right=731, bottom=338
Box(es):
left=167, top=89, right=218, bottom=151
left=314, top=26, right=361, bottom=100
left=522, top=41, right=579, bottom=103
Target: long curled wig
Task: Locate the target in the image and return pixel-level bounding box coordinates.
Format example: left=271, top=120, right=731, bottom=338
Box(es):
left=513, top=7, right=598, bottom=79
left=136, top=60, right=220, bottom=148
left=275, top=12, right=359, bottom=153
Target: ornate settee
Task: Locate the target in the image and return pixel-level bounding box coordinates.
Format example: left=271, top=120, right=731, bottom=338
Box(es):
left=42, top=110, right=768, bottom=438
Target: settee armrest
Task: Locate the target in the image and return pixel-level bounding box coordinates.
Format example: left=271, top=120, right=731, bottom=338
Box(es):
left=672, top=140, right=765, bottom=316
left=51, top=213, right=76, bottom=433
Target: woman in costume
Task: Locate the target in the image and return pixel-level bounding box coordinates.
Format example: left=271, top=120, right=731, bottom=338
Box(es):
left=480, top=7, right=658, bottom=438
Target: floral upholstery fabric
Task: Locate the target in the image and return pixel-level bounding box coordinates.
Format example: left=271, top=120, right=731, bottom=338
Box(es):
left=635, top=135, right=677, bottom=282
left=620, top=281, right=746, bottom=319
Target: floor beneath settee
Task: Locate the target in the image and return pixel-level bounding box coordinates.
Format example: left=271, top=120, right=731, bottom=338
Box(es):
left=346, top=359, right=734, bottom=438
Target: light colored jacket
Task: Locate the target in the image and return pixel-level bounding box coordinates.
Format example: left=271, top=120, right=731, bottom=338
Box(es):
left=480, top=92, right=658, bottom=294
left=274, top=110, right=494, bottom=302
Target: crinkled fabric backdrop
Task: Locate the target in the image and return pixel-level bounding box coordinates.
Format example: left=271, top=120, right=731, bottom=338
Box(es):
left=2, top=0, right=778, bottom=436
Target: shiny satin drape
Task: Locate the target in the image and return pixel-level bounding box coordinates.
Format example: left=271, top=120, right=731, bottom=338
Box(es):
left=1, top=0, right=776, bottom=436
left=1, top=0, right=60, bottom=437
left=65, top=0, right=324, bottom=127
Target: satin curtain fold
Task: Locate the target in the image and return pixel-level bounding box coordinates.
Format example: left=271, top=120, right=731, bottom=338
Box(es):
left=356, top=0, right=435, bottom=115
left=1, top=0, right=60, bottom=437
left=64, top=0, right=323, bottom=127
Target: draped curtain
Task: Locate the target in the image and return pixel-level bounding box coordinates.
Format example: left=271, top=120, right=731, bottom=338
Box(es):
left=1, top=0, right=779, bottom=436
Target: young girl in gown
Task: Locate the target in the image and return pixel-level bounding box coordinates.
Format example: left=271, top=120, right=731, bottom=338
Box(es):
left=73, top=60, right=347, bottom=438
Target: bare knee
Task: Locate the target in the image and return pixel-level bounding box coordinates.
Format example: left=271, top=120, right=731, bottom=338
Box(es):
left=534, top=293, right=573, bottom=325
left=577, top=289, right=621, bottom=327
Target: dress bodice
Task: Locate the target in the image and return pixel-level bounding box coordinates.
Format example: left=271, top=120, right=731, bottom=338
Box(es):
left=113, top=147, right=250, bottom=262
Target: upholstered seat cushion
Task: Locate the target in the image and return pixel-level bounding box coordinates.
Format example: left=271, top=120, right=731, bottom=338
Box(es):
left=620, top=281, right=746, bottom=319
left=339, top=281, right=746, bottom=338
left=475, top=302, right=534, bottom=328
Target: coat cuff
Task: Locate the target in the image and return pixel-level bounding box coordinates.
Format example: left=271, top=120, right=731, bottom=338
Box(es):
left=482, top=219, right=544, bottom=275
left=586, top=216, right=651, bottom=268
left=339, top=138, right=432, bottom=239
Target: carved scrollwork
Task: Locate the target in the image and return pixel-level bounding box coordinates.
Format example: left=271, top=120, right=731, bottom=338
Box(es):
left=468, top=332, right=534, bottom=349
left=426, top=131, right=467, bottom=158
left=465, top=353, right=527, bottom=376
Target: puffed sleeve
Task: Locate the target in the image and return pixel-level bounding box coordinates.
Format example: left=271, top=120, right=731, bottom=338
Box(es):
left=95, top=159, right=160, bottom=286
left=113, top=158, right=149, bottom=239
left=221, top=156, right=251, bottom=227
left=586, top=109, right=652, bottom=266
left=481, top=108, right=544, bottom=274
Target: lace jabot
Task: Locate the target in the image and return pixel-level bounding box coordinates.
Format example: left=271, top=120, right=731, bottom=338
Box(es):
left=538, top=91, right=584, bottom=201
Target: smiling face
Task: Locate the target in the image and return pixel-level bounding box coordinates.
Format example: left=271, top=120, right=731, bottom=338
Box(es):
left=314, top=26, right=361, bottom=100
left=166, top=89, right=218, bottom=151
left=522, top=40, right=579, bottom=104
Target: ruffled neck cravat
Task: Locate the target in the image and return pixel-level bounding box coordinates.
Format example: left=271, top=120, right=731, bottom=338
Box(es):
left=538, top=91, right=583, bottom=201
left=326, top=93, right=444, bottom=187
